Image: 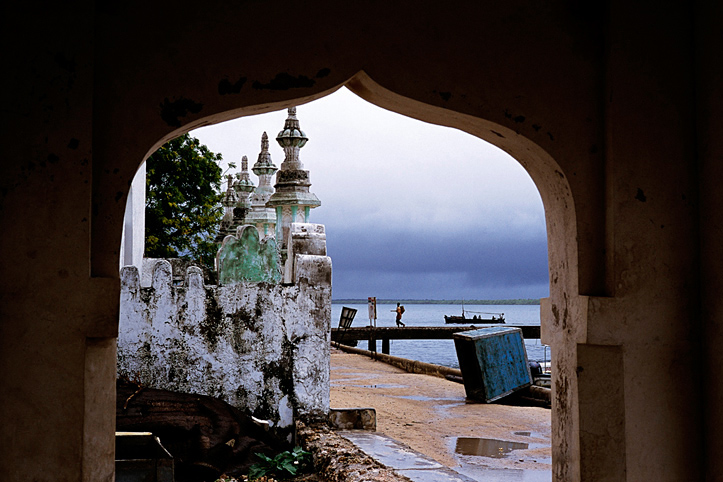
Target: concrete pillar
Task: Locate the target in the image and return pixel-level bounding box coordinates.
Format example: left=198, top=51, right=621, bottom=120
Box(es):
left=120, top=162, right=146, bottom=271
left=0, top=4, right=120, bottom=480
left=565, top=2, right=703, bottom=479
left=696, top=1, right=723, bottom=479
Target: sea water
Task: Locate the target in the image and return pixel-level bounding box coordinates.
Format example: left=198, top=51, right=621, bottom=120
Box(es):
left=331, top=303, right=549, bottom=369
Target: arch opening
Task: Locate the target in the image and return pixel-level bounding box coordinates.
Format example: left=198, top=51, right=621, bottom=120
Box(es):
left=116, top=72, right=582, bottom=480
left=122, top=72, right=580, bottom=301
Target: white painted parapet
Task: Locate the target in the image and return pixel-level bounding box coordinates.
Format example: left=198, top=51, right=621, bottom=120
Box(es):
left=118, top=226, right=332, bottom=443
left=284, top=223, right=327, bottom=283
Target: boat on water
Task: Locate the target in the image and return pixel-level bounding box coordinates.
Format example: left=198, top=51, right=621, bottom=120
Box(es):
left=444, top=307, right=505, bottom=324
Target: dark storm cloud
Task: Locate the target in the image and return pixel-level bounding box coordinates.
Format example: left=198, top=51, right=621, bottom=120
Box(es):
left=191, top=88, right=550, bottom=299
left=326, top=225, right=548, bottom=288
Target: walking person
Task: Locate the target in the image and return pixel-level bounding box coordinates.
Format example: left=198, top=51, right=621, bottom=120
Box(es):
left=394, top=302, right=405, bottom=327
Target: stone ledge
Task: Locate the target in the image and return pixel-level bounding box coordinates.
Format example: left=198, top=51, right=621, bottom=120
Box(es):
left=328, top=408, right=377, bottom=431
left=297, top=422, right=412, bottom=482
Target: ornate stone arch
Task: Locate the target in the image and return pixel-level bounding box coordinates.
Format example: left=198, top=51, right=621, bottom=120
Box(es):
left=106, top=70, right=587, bottom=479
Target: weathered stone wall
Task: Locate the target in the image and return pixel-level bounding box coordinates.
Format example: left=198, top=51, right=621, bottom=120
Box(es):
left=118, top=244, right=331, bottom=443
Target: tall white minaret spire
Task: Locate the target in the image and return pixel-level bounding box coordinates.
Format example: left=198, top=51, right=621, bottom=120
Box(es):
left=267, top=107, right=321, bottom=251
left=215, top=173, right=240, bottom=242
left=246, top=132, right=279, bottom=238
left=234, top=155, right=255, bottom=216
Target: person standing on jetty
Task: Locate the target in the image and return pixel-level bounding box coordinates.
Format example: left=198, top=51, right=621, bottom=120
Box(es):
left=394, top=302, right=406, bottom=327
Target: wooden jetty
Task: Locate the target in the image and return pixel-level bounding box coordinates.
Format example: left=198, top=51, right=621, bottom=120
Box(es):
left=331, top=325, right=541, bottom=355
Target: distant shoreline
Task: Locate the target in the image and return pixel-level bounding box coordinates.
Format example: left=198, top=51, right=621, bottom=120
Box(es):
left=331, top=299, right=541, bottom=305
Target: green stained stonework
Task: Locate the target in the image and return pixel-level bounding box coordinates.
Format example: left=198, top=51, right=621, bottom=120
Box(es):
left=217, top=225, right=281, bottom=285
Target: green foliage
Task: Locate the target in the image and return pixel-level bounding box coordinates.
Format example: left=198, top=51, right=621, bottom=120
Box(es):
left=248, top=447, right=312, bottom=480
left=145, top=134, right=224, bottom=268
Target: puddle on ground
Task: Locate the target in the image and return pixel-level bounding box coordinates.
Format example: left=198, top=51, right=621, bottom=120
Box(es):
left=395, top=394, right=462, bottom=402
left=358, top=384, right=406, bottom=389
left=330, top=372, right=383, bottom=384
left=333, top=371, right=381, bottom=378
left=331, top=381, right=407, bottom=390
left=455, top=437, right=529, bottom=458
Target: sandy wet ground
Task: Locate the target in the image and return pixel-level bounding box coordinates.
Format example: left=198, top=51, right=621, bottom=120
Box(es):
left=329, top=348, right=551, bottom=479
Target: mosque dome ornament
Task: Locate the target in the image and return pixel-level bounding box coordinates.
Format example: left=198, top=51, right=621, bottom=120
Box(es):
left=244, top=132, right=279, bottom=238
left=276, top=107, right=308, bottom=170
left=234, top=156, right=256, bottom=194
left=253, top=132, right=279, bottom=178
left=267, top=106, right=320, bottom=255
left=221, top=175, right=240, bottom=208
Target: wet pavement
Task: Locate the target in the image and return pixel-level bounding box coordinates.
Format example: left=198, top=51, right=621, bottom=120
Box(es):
left=331, top=350, right=552, bottom=481
left=339, top=431, right=476, bottom=482
left=339, top=431, right=551, bottom=482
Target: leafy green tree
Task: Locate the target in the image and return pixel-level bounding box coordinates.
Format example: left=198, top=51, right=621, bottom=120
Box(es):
left=145, top=134, right=224, bottom=267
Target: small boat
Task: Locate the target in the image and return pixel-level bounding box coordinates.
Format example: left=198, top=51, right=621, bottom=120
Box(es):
left=444, top=307, right=505, bottom=324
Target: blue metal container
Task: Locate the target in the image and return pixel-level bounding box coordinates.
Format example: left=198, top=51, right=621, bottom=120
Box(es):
left=453, top=327, right=532, bottom=402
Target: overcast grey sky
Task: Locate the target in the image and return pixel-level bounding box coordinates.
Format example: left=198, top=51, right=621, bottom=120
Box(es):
left=191, top=87, right=549, bottom=300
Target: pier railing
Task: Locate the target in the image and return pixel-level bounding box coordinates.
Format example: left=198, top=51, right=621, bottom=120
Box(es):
left=330, top=325, right=540, bottom=354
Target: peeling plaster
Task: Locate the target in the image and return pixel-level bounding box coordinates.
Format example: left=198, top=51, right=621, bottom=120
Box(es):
left=218, top=77, right=248, bottom=95
left=252, top=72, right=316, bottom=90
left=159, top=97, right=204, bottom=127
left=118, top=226, right=332, bottom=441
left=635, top=188, right=647, bottom=202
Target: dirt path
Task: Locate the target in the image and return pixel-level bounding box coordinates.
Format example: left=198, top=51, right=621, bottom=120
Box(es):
left=329, top=348, right=551, bottom=473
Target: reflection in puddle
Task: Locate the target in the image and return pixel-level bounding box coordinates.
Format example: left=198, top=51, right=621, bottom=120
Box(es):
left=455, top=437, right=529, bottom=458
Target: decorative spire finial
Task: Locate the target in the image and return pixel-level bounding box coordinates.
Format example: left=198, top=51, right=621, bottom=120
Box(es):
left=254, top=132, right=276, bottom=171
left=276, top=106, right=308, bottom=169
left=268, top=106, right=320, bottom=256
left=253, top=132, right=278, bottom=196
left=234, top=155, right=255, bottom=194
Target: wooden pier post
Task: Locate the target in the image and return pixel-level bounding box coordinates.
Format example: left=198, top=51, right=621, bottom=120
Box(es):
left=367, top=331, right=376, bottom=352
